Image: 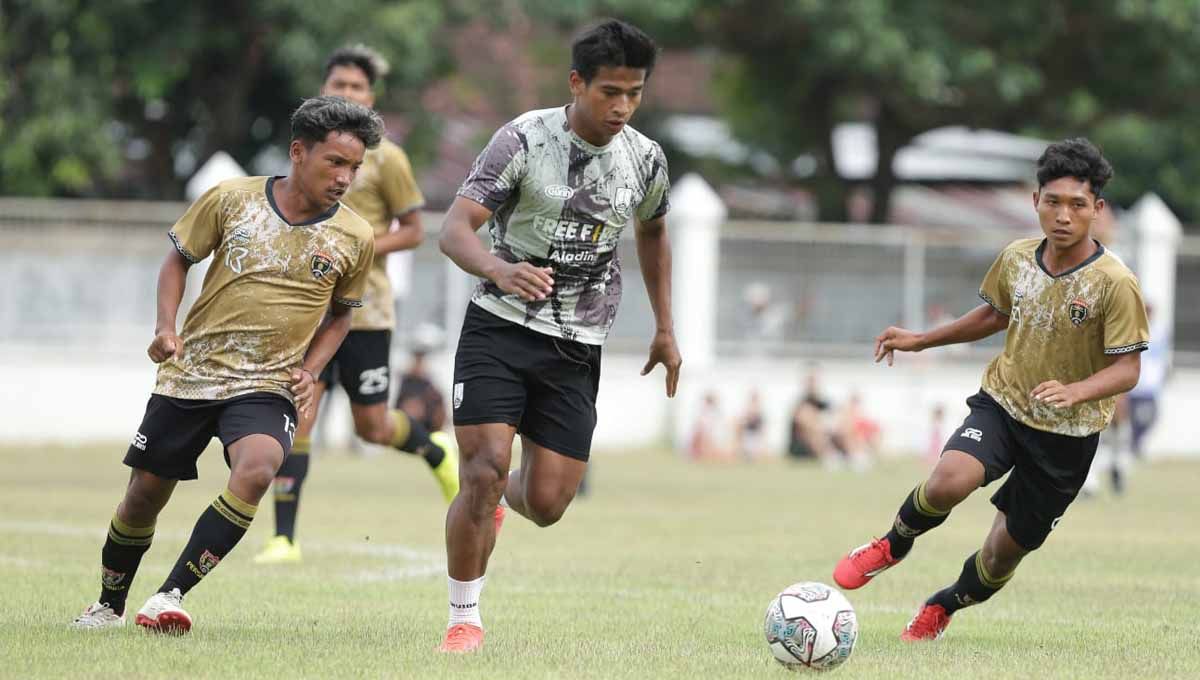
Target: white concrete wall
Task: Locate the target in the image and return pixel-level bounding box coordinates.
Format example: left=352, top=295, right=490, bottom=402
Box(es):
left=3, top=344, right=1194, bottom=459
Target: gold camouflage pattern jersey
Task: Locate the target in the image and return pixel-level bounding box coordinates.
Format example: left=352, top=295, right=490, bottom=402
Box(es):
left=155, top=176, right=375, bottom=402
left=340, top=138, right=424, bottom=331
left=978, top=237, right=1150, bottom=437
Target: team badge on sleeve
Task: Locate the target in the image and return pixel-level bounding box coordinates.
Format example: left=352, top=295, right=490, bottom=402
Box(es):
left=1069, top=298, right=1089, bottom=326
left=310, top=252, right=334, bottom=279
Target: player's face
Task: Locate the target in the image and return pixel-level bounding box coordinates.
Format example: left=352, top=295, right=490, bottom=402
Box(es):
left=569, top=66, right=646, bottom=141
left=1034, top=176, right=1105, bottom=250
left=321, top=65, right=375, bottom=108
left=290, top=131, right=366, bottom=208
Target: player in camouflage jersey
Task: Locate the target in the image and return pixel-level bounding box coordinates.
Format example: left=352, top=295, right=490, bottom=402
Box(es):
left=255, top=45, right=459, bottom=566
left=71, top=97, right=382, bottom=633
left=833, top=139, right=1150, bottom=641
left=435, top=20, right=681, bottom=652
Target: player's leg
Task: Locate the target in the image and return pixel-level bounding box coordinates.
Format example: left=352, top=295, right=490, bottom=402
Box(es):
left=834, top=391, right=1013, bottom=590
left=74, top=395, right=211, bottom=629
left=342, top=330, right=460, bottom=502
left=140, top=395, right=293, bottom=633
left=257, top=378, right=326, bottom=564
left=442, top=422, right=517, bottom=651
left=901, top=510, right=1027, bottom=641
left=503, top=436, right=588, bottom=527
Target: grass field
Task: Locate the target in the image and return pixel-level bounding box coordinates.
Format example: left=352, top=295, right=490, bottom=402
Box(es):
left=2, top=443, right=1198, bottom=679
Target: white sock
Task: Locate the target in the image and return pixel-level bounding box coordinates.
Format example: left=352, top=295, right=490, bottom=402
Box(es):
left=448, top=575, right=485, bottom=628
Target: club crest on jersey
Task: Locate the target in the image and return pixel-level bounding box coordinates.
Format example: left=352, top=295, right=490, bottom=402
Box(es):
left=612, top=186, right=634, bottom=219
left=310, top=251, right=333, bottom=279
left=1069, top=298, right=1089, bottom=326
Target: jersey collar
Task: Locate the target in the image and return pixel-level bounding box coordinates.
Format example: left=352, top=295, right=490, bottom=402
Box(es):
left=1035, top=238, right=1105, bottom=279
left=265, top=176, right=341, bottom=227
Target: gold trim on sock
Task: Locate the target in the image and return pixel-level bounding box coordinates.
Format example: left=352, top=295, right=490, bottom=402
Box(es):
left=390, top=410, right=412, bottom=449
left=914, top=482, right=951, bottom=517
left=292, top=435, right=311, bottom=454
left=220, top=488, right=258, bottom=519
left=974, top=551, right=1014, bottom=589
left=111, top=514, right=155, bottom=538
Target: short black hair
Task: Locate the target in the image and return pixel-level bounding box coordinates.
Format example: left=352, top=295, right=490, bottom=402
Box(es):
left=1036, top=137, right=1114, bottom=197
left=571, top=19, right=658, bottom=83
left=324, top=44, right=389, bottom=86
left=291, top=95, right=384, bottom=149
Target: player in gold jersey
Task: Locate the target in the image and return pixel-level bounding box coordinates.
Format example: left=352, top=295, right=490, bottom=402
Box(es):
left=255, top=46, right=461, bottom=566
left=832, top=139, right=1150, bottom=641
left=71, top=96, right=383, bottom=633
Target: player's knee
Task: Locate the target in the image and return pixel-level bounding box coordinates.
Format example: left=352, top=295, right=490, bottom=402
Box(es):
left=524, top=490, right=571, bottom=528
left=358, top=423, right=391, bottom=445
left=121, top=471, right=171, bottom=522
left=925, top=467, right=976, bottom=509
left=460, top=445, right=508, bottom=498
left=232, top=460, right=278, bottom=496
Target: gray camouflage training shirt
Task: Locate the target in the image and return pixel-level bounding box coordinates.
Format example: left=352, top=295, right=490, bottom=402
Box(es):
left=457, top=106, right=671, bottom=345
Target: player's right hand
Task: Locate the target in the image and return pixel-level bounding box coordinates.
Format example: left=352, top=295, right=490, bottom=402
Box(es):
left=874, top=326, right=923, bottom=366
left=147, top=332, right=184, bottom=363
left=494, top=262, right=554, bottom=301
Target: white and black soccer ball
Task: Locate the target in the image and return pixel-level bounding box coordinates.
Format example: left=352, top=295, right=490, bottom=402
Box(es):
left=764, top=581, right=857, bottom=671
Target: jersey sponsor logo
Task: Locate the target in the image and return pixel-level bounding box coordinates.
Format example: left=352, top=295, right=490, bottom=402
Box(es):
left=1011, top=290, right=1025, bottom=324
left=311, top=251, right=334, bottom=279
left=534, top=215, right=606, bottom=243
left=1069, top=297, right=1089, bottom=326
left=1050, top=516, right=1062, bottom=530
left=358, top=366, right=389, bottom=395
left=226, top=246, right=250, bottom=274
left=453, top=382, right=464, bottom=409
left=961, top=427, right=983, bottom=442
left=611, top=186, right=634, bottom=219
left=544, top=184, right=575, bottom=200
left=549, top=248, right=599, bottom=265
left=131, top=432, right=148, bottom=451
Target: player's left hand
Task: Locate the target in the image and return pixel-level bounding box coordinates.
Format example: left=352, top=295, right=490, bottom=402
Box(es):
left=642, top=330, right=682, bottom=398
left=1030, top=380, right=1084, bottom=408
left=290, top=368, right=316, bottom=418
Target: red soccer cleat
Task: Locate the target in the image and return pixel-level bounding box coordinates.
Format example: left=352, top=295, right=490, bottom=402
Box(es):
left=493, top=505, right=506, bottom=535
left=900, top=603, right=952, bottom=641
left=833, top=537, right=902, bottom=590
left=438, top=623, right=484, bottom=653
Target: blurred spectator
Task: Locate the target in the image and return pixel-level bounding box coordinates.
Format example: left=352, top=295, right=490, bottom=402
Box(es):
left=742, top=282, right=788, bottom=355
left=834, top=392, right=880, bottom=470
left=1084, top=394, right=1131, bottom=497
left=735, top=390, right=767, bottom=461
left=1128, top=304, right=1168, bottom=459
left=926, top=403, right=947, bottom=464
left=394, top=323, right=447, bottom=432
left=688, top=391, right=731, bottom=461
left=786, top=368, right=836, bottom=465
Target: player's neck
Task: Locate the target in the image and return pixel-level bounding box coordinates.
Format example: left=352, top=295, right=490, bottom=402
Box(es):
left=1041, top=236, right=1098, bottom=276
left=566, top=104, right=615, bottom=148
left=272, top=176, right=332, bottom=225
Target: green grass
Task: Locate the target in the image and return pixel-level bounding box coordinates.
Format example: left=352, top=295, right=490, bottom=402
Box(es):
left=1, top=443, right=1198, bottom=679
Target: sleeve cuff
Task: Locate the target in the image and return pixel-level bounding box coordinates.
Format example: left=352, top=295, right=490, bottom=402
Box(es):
left=456, top=187, right=503, bottom=212
left=168, top=231, right=201, bottom=264
left=978, top=291, right=1009, bottom=315
left=1104, top=341, right=1149, bottom=355
left=333, top=297, right=363, bottom=308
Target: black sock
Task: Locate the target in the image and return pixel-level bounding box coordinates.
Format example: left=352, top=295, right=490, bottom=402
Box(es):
left=272, top=436, right=310, bottom=542
left=927, top=550, right=1013, bottom=615
left=160, top=488, right=256, bottom=596
left=389, top=410, right=445, bottom=469
left=884, top=481, right=951, bottom=559
left=99, top=514, right=155, bottom=615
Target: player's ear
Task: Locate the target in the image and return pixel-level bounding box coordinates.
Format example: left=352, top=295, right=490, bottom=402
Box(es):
left=569, top=70, right=586, bottom=98
left=1094, top=197, right=1105, bottom=214
left=1032, top=191, right=1040, bottom=209
left=289, top=140, right=305, bottom=165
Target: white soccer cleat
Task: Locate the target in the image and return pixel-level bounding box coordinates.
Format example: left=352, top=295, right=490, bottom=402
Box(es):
left=135, top=588, right=192, bottom=634
left=71, top=602, right=126, bottom=630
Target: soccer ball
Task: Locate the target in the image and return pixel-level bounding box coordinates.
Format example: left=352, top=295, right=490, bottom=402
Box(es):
left=763, top=581, right=857, bottom=671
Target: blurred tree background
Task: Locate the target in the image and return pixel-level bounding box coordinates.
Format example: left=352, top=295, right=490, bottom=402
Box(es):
left=3, top=0, right=1199, bottom=225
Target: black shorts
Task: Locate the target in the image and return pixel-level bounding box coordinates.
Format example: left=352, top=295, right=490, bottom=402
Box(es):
left=318, top=330, right=391, bottom=405
left=123, top=392, right=297, bottom=481
left=452, top=303, right=601, bottom=461
left=943, top=390, right=1099, bottom=550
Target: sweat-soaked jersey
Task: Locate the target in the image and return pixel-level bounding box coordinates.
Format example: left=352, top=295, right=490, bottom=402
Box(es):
left=156, top=176, right=375, bottom=403
left=457, top=106, right=670, bottom=345
left=978, top=237, right=1150, bottom=437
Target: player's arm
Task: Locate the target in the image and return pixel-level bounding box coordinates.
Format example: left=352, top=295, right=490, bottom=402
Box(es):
left=635, top=214, right=681, bottom=397
left=875, top=303, right=1009, bottom=366
left=1031, top=351, right=1141, bottom=409
left=373, top=209, right=424, bottom=255
left=147, top=247, right=192, bottom=363
left=291, top=304, right=354, bottom=418
left=438, top=196, right=553, bottom=301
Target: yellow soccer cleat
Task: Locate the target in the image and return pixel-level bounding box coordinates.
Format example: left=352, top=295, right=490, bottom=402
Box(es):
left=252, top=535, right=302, bottom=565
left=429, top=431, right=461, bottom=503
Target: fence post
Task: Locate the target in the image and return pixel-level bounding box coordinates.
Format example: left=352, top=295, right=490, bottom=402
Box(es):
left=668, top=173, right=726, bottom=448
left=1129, top=193, right=1181, bottom=350
left=903, top=229, right=926, bottom=330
